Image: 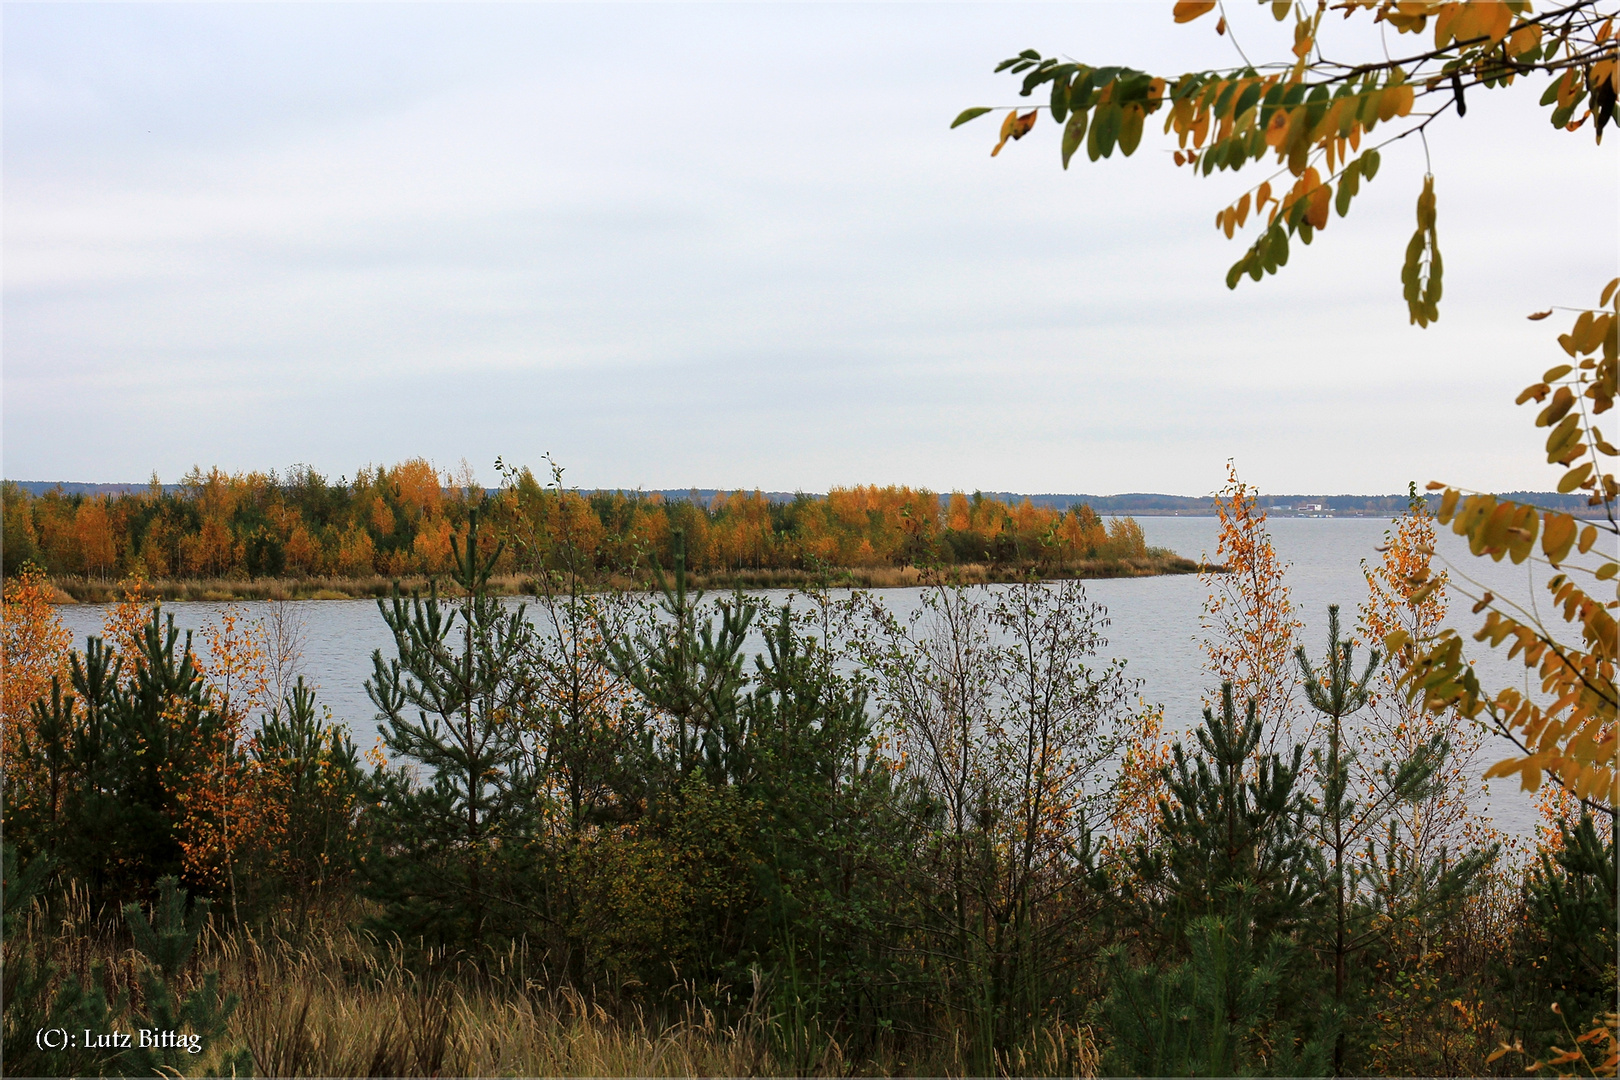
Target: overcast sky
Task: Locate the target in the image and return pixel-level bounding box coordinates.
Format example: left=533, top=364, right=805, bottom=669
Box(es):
left=4, top=3, right=1614, bottom=495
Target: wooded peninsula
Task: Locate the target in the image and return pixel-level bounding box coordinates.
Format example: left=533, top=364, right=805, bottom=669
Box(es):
left=0, top=462, right=1199, bottom=600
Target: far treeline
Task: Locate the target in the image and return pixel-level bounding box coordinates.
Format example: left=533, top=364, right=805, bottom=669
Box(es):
left=0, top=463, right=1182, bottom=593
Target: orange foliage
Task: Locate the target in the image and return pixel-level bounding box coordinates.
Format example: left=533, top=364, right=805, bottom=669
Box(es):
left=369, top=497, right=396, bottom=537
left=392, top=458, right=446, bottom=520
left=1105, top=701, right=1173, bottom=864
left=1361, top=494, right=1495, bottom=862
left=103, top=574, right=159, bottom=671
left=285, top=524, right=322, bottom=575
left=412, top=515, right=455, bottom=574
left=1201, top=462, right=1303, bottom=755
left=174, top=607, right=276, bottom=908
left=138, top=519, right=176, bottom=578
left=1, top=565, right=72, bottom=795
left=180, top=516, right=242, bottom=577
left=74, top=498, right=117, bottom=579
left=335, top=524, right=377, bottom=577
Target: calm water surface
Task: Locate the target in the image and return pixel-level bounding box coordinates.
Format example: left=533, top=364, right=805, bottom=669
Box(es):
left=55, top=517, right=1561, bottom=837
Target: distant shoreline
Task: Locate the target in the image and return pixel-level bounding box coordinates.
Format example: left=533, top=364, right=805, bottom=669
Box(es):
left=42, top=553, right=1215, bottom=603
left=7, top=480, right=1596, bottom=517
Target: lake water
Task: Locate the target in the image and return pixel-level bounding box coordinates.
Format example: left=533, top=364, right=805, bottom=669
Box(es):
left=53, top=516, right=1565, bottom=837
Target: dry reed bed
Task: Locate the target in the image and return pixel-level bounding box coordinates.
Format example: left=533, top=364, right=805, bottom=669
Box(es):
left=49, top=556, right=1211, bottom=604
left=14, top=892, right=1099, bottom=1077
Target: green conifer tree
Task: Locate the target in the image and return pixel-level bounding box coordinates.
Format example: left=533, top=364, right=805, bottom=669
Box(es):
left=1, top=848, right=120, bottom=1078
left=364, top=508, right=539, bottom=951
left=604, top=530, right=757, bottom=788
left=251, top=678, right=362, bottom=914
left=1503, top=814, right=1618, bottom=1055
left=17, top=612, right=232, bottom=903
left=1294, top=606, right=1493, bottom=1074
left=1109, top=683, right=1332, bottom=1075
left=120, top=876, right=252, bottom=1076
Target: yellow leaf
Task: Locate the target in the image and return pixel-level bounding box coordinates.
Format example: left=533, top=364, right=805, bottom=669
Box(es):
left=1572, top=311, right=1599, bottom=354
left=1542, top=512, right=1577, bottom=563
left=1173, top=1, right=1217, bottom=23
left=1557, top=462, right=1593, bottom=493
left=1439, top=487, right=1460, bottom=521
left=1508, top=23, right=1543, bottom=57
left=991, top=109, right=1038, bottom=157
left=1577, top=312, right=1612, bottom=355
left=1306, top=182, right=1331, bottom=229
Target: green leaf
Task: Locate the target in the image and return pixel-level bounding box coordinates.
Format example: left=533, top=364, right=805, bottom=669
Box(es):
left=1234, top=82, right=1263, bottom=118
left=1361, top=148, right=1381, bottom=180
left=1049, top=65, right=1077, bottom=122
left=1062, top=110, right=1088, bottom=169
left=1088, top=103, right=1121, bottom=160
left=1118, top=104, right=1145, bottom=156
left=1402, top=180, right=1442, bottom=328
left=1022, top=59, right=1059, bottom=96
left=951, top=107, right=994, bottom=129
left=1335, top=166, right=1360, bottom=217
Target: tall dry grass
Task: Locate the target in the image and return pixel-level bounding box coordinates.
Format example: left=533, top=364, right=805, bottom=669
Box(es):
left=48, top=555, right=1207, bottom=604
left=12, top=894, right=1099, bottom=1078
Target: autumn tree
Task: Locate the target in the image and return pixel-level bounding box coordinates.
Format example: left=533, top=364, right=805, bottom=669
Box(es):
left=958, top=0, right=1615, bottom=808
left=1, top=566, right=73, bottom=839
left=958, top=0, right=1613, bottom=325
left=1201, top=462, right=1305, bottom=758
left=956, top=0, right=1616, bottom=1057
left=856, top=579, right=1136, bottom=1066
left=175, top=607, right=272, bottom=922
left=1360, top=486, right=1495, bottom=862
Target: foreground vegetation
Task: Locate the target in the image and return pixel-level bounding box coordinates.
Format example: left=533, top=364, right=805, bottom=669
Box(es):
left=2, top=465, right=1614, bottom=1077
left=5, top=1, right=1617, bottom=1069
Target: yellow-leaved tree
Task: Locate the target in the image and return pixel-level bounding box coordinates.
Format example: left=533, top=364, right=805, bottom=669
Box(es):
left=956, top=4, right=1614, bottom=1068
left=1403, top=289, right=1616, bottom=813
left=956, top=0, right=1616, bottom=817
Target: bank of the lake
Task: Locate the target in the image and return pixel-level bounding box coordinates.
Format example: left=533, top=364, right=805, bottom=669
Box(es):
left=49, top=517, right=1560, bottom=841
left=43, top=552, right=1208, bottom=603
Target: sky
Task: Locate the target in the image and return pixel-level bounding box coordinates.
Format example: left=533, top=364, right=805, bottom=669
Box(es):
left=3, top=3, right=1615, bottom=496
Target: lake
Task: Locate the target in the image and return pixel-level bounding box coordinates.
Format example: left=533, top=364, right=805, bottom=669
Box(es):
left=53, top=515, right=1562, bottom=837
